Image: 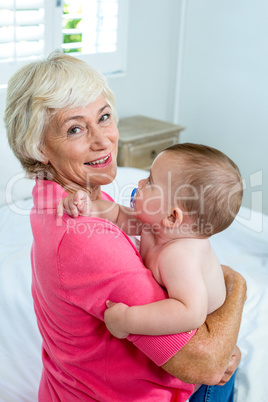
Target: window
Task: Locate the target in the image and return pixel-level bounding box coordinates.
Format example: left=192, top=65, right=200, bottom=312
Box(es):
left=62, top=1, right=118, bottom=54
left=0, top=0, right=129, bottom=86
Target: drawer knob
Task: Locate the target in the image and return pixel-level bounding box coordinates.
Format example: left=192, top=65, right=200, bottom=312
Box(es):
left=151, top=150, right=157, bottom=159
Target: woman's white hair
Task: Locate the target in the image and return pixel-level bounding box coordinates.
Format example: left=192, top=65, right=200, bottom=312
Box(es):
left=4, top=51, right=118, bottom=178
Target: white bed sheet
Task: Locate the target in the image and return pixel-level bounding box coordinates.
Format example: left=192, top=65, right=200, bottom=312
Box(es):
left=0, top=167, right=267, bottom=402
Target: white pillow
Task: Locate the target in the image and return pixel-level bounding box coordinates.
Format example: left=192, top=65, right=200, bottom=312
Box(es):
left=0, top=124, right=34, bottom=207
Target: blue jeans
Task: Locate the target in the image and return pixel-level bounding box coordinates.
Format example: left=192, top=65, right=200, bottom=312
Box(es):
left=189, top=371, right=236, bottom=402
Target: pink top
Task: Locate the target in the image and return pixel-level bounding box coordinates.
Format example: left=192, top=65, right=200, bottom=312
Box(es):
left=30, top=180, right=196, bottom=401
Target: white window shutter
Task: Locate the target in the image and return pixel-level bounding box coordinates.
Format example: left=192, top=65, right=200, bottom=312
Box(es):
left=0, top=1, right=45, bottom=60
left=0, top=0, right=128, bottom=86
left=61, top=1, right=118, bottom=54
left=0, top=0, right=45, bottom=86
left=60, top=0, right=129, bottom=74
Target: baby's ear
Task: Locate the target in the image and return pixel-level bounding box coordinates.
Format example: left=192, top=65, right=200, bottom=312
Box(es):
left=162, top=207, right=183, bottom=229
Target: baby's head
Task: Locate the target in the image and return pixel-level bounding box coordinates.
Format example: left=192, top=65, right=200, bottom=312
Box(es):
left=161, top=143, right=243, bottom=237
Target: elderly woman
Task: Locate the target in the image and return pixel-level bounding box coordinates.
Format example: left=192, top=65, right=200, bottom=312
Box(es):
left=4, top=52, right=246, bottom=402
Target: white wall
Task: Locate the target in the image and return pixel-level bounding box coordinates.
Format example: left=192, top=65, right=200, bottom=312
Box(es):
left=108, top=0, right=182, bottom=122
left=175, top=0, right=267, bottom=215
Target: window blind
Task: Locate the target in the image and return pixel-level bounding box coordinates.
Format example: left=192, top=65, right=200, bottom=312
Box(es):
left=0, top=0, right=45, bottom=61
left=0, top=0, right=128, bottom=86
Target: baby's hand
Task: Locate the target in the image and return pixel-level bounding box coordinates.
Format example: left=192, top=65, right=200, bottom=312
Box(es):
left=58, top=190, right=92, bottom=218
left=104, top=301, right=130, bottom=339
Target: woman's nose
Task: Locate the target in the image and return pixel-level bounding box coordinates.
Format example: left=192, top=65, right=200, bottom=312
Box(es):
left=90, top=127, right=110, bottom=150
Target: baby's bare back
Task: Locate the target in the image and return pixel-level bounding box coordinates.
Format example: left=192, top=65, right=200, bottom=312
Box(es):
left=141, top=231, right=226, bottom=315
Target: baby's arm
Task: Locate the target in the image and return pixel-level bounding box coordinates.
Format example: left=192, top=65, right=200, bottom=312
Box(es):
left=104, top=247, right=209, bottom=338
left=58, top=190, right=93, bottom=218
left=58, top=190, right=142, bottom=236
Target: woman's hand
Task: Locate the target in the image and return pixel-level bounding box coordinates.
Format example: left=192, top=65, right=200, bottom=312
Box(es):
left=217, top=345, right=241, bottom=386
left=58, top=190, right=92, bottom=218
left=104, top=301, right=130, bottom=339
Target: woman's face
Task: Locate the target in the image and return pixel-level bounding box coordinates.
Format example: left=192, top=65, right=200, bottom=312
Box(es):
left=42, top=94, right=119, bottom=197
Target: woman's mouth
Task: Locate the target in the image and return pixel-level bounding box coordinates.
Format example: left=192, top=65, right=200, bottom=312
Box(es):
left=84, top=154, right=111, bottom=166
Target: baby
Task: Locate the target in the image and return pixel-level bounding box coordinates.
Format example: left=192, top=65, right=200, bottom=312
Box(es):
left=58, top=143, right=243, bottom=338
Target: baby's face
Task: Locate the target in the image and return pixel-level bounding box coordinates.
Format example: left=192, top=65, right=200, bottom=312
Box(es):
left=133, top=152, right=172, bottom=226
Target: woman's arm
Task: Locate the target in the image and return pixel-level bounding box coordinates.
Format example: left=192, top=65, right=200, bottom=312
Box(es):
left=161, top=265, right=247, bottom=385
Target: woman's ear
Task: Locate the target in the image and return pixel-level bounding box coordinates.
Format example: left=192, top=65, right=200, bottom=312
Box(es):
left=39, top=144, right=49, bottom=165
left=162, top=207, right=183, bottom=229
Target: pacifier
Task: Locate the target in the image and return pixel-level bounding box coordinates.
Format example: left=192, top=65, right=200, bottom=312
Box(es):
left=130, top=188, right=138, bottom=209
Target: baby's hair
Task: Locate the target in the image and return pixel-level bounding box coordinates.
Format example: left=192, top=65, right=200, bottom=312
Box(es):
left=163, top=143, right=243, bottom=237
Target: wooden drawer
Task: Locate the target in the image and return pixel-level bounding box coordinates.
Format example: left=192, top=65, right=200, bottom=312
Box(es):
left=117, top=115, right=185, bottom=169
left=126, top=137, right=177, bottom=170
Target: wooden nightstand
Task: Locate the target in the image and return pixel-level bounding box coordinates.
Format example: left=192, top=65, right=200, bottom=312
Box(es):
left=117, top=115, right=184, bottom=170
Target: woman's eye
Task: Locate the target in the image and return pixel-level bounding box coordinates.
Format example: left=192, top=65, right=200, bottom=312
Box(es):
left=68, top=126, right=82, bottom=135
left=100, top=113, right=110, bottom=123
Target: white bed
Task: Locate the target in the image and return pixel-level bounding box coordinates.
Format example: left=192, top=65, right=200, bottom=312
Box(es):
left=0, top=164, right=267, bottom=402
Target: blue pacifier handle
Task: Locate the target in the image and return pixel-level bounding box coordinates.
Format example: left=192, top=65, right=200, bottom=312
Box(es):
left=130, top=188, right=138, bottom=209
